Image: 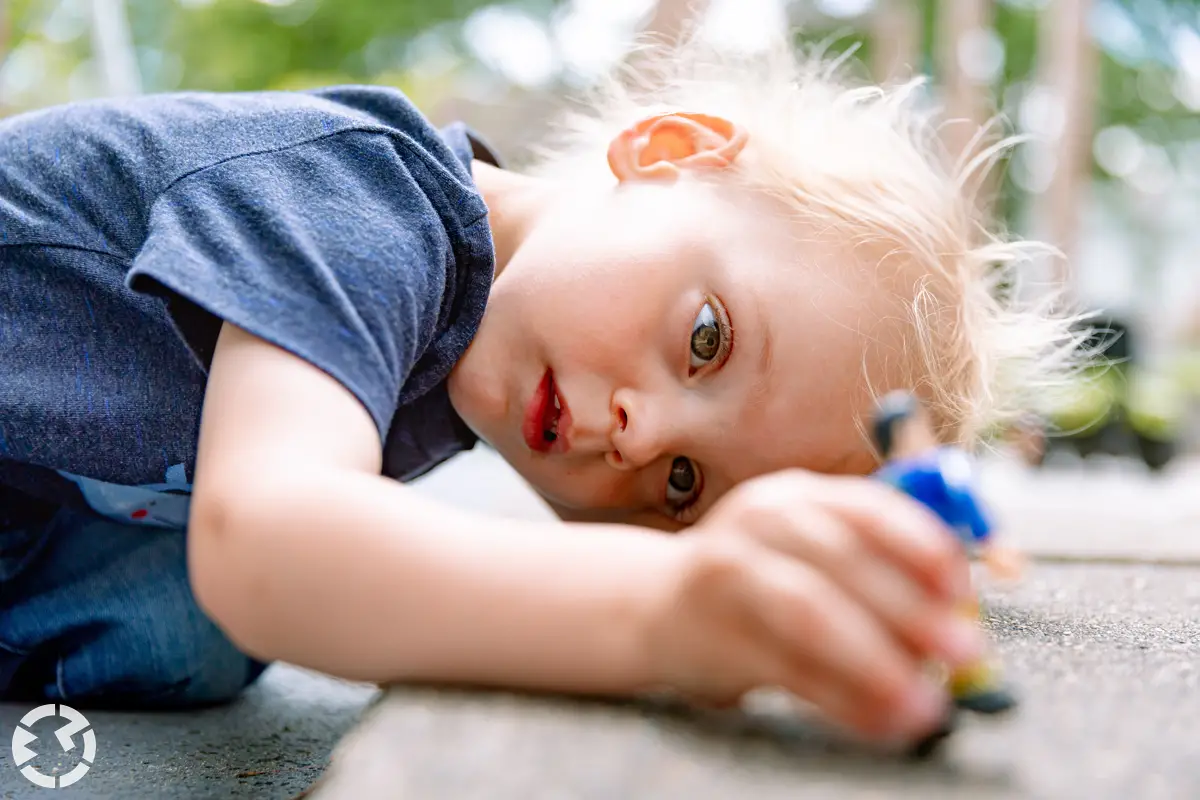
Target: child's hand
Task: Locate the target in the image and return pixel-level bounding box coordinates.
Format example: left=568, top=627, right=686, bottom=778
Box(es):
left=646, top=469, right=982, bottom=744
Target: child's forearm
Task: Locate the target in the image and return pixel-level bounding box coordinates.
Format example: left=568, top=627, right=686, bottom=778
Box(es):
left=188, top=469, right=683, bottom=695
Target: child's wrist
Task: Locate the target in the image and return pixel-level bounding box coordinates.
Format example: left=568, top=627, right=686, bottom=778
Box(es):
left=605, top=531, right=697, bottom=695
left=626, top=533, right=721, bottom=697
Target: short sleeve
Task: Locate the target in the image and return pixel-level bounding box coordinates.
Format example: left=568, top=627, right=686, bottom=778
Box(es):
left=129, top=130, right=455, bottom=439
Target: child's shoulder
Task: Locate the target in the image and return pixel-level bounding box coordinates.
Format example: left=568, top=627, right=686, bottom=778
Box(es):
left=0, top=84, right=486, bottom=192
left=0, top=84, right=497, bottom=254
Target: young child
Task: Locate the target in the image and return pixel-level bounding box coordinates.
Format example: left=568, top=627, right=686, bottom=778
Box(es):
left=0, top=39, right=1074, bottom=746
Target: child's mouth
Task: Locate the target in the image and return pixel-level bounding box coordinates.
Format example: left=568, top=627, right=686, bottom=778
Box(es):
left=522, top=368, right=571, bottom=454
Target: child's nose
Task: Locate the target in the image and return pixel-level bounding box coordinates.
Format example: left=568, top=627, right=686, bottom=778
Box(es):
left=605, top=388, right=680, bottom=471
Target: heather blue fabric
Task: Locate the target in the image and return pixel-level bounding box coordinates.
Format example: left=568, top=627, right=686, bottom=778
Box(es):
left=0, top=85, right=498, bottom=529
left=0, top=86, right=500, bottom=705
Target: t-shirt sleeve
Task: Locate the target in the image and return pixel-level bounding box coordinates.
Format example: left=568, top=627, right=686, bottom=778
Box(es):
left=129, top=130, right=454, bottom=439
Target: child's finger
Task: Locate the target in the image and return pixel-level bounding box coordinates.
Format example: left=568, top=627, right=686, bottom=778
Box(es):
left=842, top=555, right=983, bottom=666
left=756, top=559, right=947, bottom=739
left=813, top=477, right=972, bottom=600
left=778, top=659, right=950, bottom=743
left=749, top=507, right=982, bottom=667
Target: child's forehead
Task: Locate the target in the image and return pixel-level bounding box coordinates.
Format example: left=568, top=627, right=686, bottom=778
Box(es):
left=718, top=223, right=902, bottom=331
left=718, top=228, right=928, bottom=456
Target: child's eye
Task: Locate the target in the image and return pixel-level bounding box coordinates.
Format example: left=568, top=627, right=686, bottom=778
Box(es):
left=689, top=297, right=733, bottom=374
left=665, top=456, right=704, bottom=521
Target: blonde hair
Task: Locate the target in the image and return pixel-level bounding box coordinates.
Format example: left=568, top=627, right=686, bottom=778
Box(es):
left=526, top=35, right=1089, bottom=448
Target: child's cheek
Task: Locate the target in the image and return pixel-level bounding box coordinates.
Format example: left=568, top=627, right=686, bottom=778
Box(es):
left=531, top=460, right=633, bottom=511
left=557, top=310, right=656, bottom=375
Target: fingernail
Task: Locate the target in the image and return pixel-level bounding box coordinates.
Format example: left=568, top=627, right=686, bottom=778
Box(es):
left=935, top=617, right=985, bottom=665
left=897, top=679, right=948, bottom=736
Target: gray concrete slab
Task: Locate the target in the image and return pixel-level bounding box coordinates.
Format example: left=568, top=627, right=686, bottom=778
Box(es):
left=981, top=456, right=1200, bottom=563
left=2, top=449, right=1197, bottom=799
left=308, top=563, right=1200, bottom=800
left=0, top=667, right=378, bottom=799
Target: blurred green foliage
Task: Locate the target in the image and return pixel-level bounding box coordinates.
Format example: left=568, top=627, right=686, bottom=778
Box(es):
left=7, top=1, right=1196, bottom=138
left=151, top=0, right=506, bottom=92
left=791, top=0, right=1199, bottom=227
left=2, top=1, right=565, bottom=113
left=3, top=0, right=1198, bottom=228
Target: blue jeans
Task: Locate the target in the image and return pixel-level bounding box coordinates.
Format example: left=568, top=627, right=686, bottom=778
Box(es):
left=0, top=505, right=268, bottom=709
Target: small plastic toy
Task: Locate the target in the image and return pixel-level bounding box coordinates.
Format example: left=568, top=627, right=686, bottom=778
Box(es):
left=871, top=391, right=1024, bottom=756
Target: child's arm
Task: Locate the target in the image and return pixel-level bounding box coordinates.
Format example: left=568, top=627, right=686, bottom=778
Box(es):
left=190, top=323, right=978, bottom=742
left=188, top=322, right=682, bottom=693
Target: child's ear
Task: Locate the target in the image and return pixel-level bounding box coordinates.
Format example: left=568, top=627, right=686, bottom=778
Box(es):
left=607, top=112, right=748, bottom=183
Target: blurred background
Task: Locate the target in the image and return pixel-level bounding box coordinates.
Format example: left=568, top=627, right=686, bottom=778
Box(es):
left=3, top=0, right=1200, bottom=473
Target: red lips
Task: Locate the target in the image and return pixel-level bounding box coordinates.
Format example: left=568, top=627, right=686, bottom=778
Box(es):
left=522, top=368, right=570, bottom=454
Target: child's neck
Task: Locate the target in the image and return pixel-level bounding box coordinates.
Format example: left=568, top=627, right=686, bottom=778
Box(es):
left=471, top=161, right=555, bottom=281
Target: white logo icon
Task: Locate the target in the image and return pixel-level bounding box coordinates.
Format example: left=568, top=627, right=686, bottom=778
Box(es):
left=11, top=704, right=97, bottom=788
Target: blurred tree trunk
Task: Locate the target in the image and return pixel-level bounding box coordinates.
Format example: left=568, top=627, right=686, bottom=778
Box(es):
left=0, top=0, right=8, bottom=59
left=936, top=0, right=999, bottom=215
left=637, top=0, right=711, bottom=48
left=618, top=0, right=712, bottom=95
left=0, top=1, right=10, bottom=116
left=441, top=0, right=716, bottom=165
left=91, top=0, right=142, bottom=96
left=870, top=0, right=921, bottom=84
left=937, top=0, right=993, bottom=163
left=0, top=0, right=9, bottom=69
left=1030, top=0, right=1096, bottom=298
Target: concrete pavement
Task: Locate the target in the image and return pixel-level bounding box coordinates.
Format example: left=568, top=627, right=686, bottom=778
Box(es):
left=0, top=667, right=378, bottom=799
left=309, top=562, right=1200, bottom=800
left=1, top=447, right=1197, bottom=798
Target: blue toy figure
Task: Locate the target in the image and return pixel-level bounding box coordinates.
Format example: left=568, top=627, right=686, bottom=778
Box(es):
left=871, top=391, right=1023, bottom=726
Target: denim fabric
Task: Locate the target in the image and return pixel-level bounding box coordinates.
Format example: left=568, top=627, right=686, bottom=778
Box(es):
left=0, top=506, right=267, bottom=708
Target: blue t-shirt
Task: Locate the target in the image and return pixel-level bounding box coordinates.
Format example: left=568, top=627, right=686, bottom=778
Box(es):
left=0, top=86, right=498, bottom=529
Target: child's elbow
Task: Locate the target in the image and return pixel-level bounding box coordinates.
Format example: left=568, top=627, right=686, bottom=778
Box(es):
left=187, top=489, right=273, bottom=661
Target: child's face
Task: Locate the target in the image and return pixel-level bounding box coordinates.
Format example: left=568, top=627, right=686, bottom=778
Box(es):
left=449, top=114, right=892, bottom=529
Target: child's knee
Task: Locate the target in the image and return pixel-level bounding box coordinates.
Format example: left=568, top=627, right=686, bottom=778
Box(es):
left=0, top=518, right=268, bottom=708
left=4, top=544, right=270, bottom=709
left=55, top=606, right=268, bottom=708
